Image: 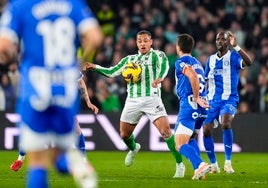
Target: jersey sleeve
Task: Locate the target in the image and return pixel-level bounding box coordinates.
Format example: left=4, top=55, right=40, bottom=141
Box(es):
left=175, top=59, right=189, bottom=75
left=157, top=50, right=169, bottom=79
left=95, top=56, right=129, bottom=77
left=231, top=50, right=243, bottom=70
left=204, top=57, right=210, bottom=79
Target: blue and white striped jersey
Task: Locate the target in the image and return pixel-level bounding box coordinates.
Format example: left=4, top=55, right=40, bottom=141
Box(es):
left=204, top=50, right=243, bottom=102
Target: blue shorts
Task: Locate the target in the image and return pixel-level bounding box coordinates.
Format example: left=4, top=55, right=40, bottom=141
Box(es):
left=18, top=101, right=78, bottom=152
left=174, top=99, right=208, bottom=132
left=203, top=99, right=237, bottom=125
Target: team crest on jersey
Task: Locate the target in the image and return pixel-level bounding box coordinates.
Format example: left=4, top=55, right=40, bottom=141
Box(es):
left=159, top=52, right=164, bottom=58
left=224, top=61, right=229, bottom=66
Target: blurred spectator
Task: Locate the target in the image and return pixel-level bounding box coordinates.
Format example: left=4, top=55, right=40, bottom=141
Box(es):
left=164, top=23, right=178, bottom=44
left=161, top=77, right=178, bottom=113
left=229, top=21, right=246, bottom=46
left=102, top=36, right=114, bottom=62
left=115, top=23, right=135, bottom=43
left=130, top=2, right=144, bottom=32
left=164, top=43, right=177, bottom=83
left=237, top=101, right=251, bottom=114
left=0, top=85, right=5, bottom=111
left=152, top=26, right=168, bottom=50
left=97, top=3, right=116, bottom=36
left=244, top=23, right=262, bottom=51
left=175, top=1, right=189, bottom=26
left=259, top=37, right=268, bottom=67
left=0, top=73, right=16, bottom=111
left=80, top=85, right=101, bottom=112
left=125, top=38, right=137, bottom=54
left=150, top=7, right=165, bottom=27
left=252, top=71, right=268, bottom=113
left=246, top=0, right=261, bottom=25
left=7, top=61, right=19, bottom=97
left=95, top=79, right=122, bottom=112
left=246, top=50, right=261, bottom=83
left=234, top=3, right=251, bottom=30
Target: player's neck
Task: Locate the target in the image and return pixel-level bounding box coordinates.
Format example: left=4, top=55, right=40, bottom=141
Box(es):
left=217, top=49, right=228, bottom=57
left=179, top=53, right=191, bottom=57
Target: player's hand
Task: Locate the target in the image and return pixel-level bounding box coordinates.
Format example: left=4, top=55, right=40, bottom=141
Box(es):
left=195, top=97, right=210, bottom=108
left=83, top=62, right=96, bottom=71
left=151, top=78, right=163, bottom=88
left=87, top=103, right=99, bottom=114
left=227, top=31, right=237, bottom=47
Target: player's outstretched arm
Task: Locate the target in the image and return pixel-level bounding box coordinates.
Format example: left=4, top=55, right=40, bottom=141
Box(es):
left=83, top=62, right=96, bottom=71
left=78, top=77, right=99, bottom=114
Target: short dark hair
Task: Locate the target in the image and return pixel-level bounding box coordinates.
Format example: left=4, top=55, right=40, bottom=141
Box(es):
left=137, top=30, right=152, bottom=37
left=176, top=34, right=195, bottom=53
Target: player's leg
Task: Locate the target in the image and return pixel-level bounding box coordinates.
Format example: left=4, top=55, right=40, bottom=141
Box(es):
left=120, top=98, right=142, bottom=167
left=220, top=108, right=236, bottom=173
left=174, top=122, right=210, bottom=180
left=189, top=131, right=200, bottom=156
left=153, top=116, right=185, bottom=178
left=203, top=103, right=220, bottom=172
left=74, top=117, right=86, bottom=157
left=10, top=149, right=26, bottom=171
left=203, top=122, right=218, bottom=165
left=219, top=102, right=236, bottom=173
left=20, top=122, right=51, bottom=188
left=189, top=116, right=206, bottom=157
left=27, top=150, right=50, bottom=188
left=52, top=113, right=97, bottom=188
left=120, top=121, right=140, bottom=166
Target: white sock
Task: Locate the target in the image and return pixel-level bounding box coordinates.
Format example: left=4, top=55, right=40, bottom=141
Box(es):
left=18, top=155, right=25, bottom=161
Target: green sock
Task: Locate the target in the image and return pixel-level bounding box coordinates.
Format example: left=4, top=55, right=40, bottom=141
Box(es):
left=165, top=134, right=183, bottom=163
left=123, top=134, right=136, bottom=150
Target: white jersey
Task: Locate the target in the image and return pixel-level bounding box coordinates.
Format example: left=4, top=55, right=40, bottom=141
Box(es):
left=95, top=48, right=169, bottom=98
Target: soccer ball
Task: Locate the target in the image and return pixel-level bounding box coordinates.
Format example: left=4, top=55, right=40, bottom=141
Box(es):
left=121, top=62, right=142, bottom=83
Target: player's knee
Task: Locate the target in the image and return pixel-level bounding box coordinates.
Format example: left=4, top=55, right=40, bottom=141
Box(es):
left=160, top=129, right=171, bottom=139
left=120, top=132, right=130, bottom=140
left=191, top=132, right=198, bottom=139
left=203, top=127, right=212, bottom=137
left=221, top=122, right=231, bottom=130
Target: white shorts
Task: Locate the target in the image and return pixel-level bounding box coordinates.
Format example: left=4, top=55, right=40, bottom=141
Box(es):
left=174, top=122, right=194, bottom=136
left=120, top=96, right=167, bottom=124
left=20, top=121, right=77, bottom=152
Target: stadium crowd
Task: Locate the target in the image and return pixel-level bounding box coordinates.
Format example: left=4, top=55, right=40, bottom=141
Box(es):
left=0, top=0, right=268, bottom=114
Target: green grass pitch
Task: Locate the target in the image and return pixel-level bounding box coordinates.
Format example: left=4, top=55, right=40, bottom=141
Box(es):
left=0, top=151, right=267, bottom=188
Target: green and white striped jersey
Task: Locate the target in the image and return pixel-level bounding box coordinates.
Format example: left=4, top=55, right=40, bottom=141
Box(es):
left=95, top=48, right=169, bottom=98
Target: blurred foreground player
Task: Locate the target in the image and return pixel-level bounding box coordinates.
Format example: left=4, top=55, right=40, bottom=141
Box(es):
left=0, top=0, right=103, bottom=187
left=10, top=75, right=99, bottom=172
